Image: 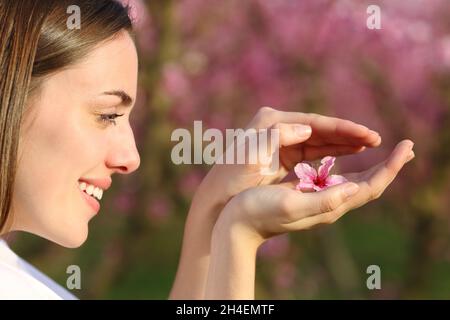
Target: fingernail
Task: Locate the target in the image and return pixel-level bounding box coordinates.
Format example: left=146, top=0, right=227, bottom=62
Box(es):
left=294, top=124, right=312, bottom=137
left=343, top=183, right=359, bottom=199
left=406, top=150, right=415, bottom=162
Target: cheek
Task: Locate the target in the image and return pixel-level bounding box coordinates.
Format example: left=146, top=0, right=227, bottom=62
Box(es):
left=13, top=111, right=108, bottom=237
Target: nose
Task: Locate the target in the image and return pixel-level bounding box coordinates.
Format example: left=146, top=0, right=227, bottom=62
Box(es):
left=106, top=124, right=141, bottom=174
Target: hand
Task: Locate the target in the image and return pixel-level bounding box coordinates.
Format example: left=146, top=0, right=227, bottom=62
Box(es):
left=216, top=139, right=414, bottom=245
left=173, top=108, right=381, bottom=299
left=196, top=106, right=382, bottom=210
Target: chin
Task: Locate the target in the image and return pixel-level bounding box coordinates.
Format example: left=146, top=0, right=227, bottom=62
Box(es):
left=56, top=228, right=89, bottom=248
left=33, top=223, right=89, bottom=249
left=58, top=234, right=88, bottom=248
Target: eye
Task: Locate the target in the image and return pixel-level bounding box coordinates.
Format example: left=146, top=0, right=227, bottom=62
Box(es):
left=97, top=113, right=125, bottom=126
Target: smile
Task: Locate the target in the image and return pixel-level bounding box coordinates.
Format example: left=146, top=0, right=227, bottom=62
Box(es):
left=78, top=181, right=103, bottom=201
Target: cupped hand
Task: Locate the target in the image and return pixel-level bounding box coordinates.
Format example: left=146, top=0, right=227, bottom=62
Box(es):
left=198, top=106, right=382, bottom=208
left=217, top=139, right=414, bottom=244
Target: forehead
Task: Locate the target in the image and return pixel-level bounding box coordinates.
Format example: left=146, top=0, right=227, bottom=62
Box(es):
left=44, top=31, right=138, bottom=101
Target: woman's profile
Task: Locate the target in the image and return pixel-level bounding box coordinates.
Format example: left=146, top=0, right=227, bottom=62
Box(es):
left=0, top=0, right=414, bottom=300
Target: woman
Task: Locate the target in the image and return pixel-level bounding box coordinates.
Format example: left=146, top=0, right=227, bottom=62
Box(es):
left=0, top=0, right=414, bottom=299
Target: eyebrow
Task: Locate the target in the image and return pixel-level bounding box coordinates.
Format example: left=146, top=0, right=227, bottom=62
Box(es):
left=101, top=90, right=134, bottom=107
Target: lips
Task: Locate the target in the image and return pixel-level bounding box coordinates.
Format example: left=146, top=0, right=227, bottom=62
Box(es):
left=79, top=187, right=100, bottom=213
left=77, top=177, right=111, bottom=214
left=78, top=177, right=112, bottom=191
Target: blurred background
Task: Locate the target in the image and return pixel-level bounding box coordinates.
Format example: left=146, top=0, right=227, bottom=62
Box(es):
left=9, top=0, right=450, bottom=299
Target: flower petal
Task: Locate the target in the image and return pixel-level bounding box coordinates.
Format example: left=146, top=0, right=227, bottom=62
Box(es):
left=313, top=184, right=325, bottom=191
left=294, top=163, right=317, bottom=182
left=318, top=156, right=336, bottom=180
left=295, top=181, right=316, bottom=191
left=325, top=174, right=348, bottom=187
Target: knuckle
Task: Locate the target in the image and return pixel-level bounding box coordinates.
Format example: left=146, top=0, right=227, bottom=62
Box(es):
left=260, top=106, right=274, bottom=112
left=308, top=113, right=320, bottom=120
left=332, top=207, right=345, bottom=222
left=319, top=197, right=339, bottom=213
left=257, top=106, right=275, bottom=118
left=271, top=122, right=282, bottom=131
left=370, top=190, right=382, bottom=201
left=269, top=123, right=284, bottom=140
left=278, top=195, right=295, bottom=220
left=235, top=190, right=255, bottom=212
left=322, top=211, right=338, bottom=224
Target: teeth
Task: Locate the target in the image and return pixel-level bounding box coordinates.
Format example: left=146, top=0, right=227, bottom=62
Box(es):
left=93, top=187, right=103, bottom=200
left=86, top=185, right=94, bottom=195
left=78, top=181, right=104, bottom=201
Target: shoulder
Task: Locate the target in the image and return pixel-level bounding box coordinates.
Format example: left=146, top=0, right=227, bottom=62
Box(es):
left=0, top=239, right=78, bottom=300
left=0, top=261, right=61, bottom=299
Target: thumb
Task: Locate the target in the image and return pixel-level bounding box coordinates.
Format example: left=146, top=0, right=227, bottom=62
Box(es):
left=298, top=182, right=360, bottom=217
left=272, top=123, right=312, bottom=147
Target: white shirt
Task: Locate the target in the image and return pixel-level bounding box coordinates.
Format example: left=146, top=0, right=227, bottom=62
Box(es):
left=0, top=238, right=78, bottom=300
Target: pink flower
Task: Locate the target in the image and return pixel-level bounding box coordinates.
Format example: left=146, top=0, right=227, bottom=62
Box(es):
left=294, top=156, right=347, bottom=191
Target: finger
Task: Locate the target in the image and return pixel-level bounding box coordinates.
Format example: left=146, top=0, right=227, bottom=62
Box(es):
left=321, top=139, right=415, bottom=217
left=288, top=182, right=360, bottom=218
left=278, top=112, right=381, bottom=147
left=406, top=150, right=415, bottom=163
left=273, top=123, right=312, bottom=147
left=269, top=123, right=312, bottom=173
left=365, top=139, right=414, bottom=194
left=301, top=115, right=381, bottom=148
left=283, top=211, right=340, bottom=230
left=280, top=182, right=359, bottom=231
left=285, top=140, right=414, bottom=230
left=247, top=123, right=312, bottom=173
left=301, top=144, right=366, bottom=161
left=248, top=107, right=381, bottom=147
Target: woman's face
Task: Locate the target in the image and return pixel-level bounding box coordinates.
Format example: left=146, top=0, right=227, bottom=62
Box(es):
left=11, top=31, right=141, bottom=248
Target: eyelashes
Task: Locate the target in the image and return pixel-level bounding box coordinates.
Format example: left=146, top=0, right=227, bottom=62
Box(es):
left=97, top=113, right=125, bottom=126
